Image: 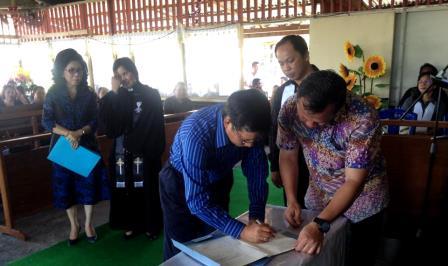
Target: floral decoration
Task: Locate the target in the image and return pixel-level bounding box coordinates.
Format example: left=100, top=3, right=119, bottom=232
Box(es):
left=339, top=41, right=388, bottom=109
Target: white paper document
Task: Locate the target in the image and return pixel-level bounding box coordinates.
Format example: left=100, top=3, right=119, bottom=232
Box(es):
left=243, top=232, right=296, bottom=256
left=172, top=230, right=296, bottom=266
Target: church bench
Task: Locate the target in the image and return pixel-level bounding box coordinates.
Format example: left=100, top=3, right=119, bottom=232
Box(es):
left=0, top=111, right=194, bottom=240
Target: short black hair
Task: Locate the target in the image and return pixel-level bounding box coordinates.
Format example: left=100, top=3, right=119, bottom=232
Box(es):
left=52, top=48, right=88, bottom=88
left=297, top=70, right=347, bottom=113
left=223, top=89, right=271, bottom=134
left=113, top=57, right=139, bottom=81
left=418, top=72, right=431, bottom=82
left=252, top=61, right=259, bottom=67
left=275, top=35, right=309, bottom=57
left=419, top=63, right=438, bottom=76
left=252, top=78, right=261, bottom=87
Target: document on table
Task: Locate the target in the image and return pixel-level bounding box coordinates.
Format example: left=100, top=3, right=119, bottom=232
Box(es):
left=243, top=231, right=297, bottom=256
left=172, top=230, right=296, bottom=266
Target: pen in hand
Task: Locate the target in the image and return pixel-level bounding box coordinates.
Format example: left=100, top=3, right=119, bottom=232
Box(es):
left=255, top=219, right=276, bottom=241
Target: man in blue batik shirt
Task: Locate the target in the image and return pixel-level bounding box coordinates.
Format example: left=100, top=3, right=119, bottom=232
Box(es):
left=159, top=89, right=276, bottom=260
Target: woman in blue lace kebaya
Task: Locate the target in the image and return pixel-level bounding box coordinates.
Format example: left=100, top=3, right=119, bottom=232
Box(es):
left=42, top=48, right=110, bottom=246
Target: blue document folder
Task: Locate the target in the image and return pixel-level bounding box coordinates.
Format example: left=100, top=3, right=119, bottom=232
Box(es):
left=47, top=136, right=100, bottom=177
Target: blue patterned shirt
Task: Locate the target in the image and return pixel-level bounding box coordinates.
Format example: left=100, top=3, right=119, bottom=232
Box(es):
left=170, top=104, right=268, bottom=238
left=42, top=85, right=98, bottom=133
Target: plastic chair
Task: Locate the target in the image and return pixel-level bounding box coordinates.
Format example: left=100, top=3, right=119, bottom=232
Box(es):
left=380, top=108, right=417, bottom=135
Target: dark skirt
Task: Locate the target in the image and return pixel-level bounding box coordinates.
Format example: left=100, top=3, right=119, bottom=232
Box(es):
left=52, top=161, right=110, bottom=209
left=109, top=158, right=163, bottom=234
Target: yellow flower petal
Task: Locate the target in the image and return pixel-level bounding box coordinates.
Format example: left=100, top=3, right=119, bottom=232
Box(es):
left=364, top=94, right=382, bottom=109
left=339, top=63, right=349, bottom=78
left=344, top=74, right=357, bottom=92
left=344, top=41, right=355, bottom=62
left=364, top=55, right=386, bottom=79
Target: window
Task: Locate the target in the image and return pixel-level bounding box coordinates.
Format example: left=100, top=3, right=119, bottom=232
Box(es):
left=184, top=25, right=240, bottom=97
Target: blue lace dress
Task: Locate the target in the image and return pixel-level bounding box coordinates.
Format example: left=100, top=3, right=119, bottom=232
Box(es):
left=42, top=85, right=110, bottom=209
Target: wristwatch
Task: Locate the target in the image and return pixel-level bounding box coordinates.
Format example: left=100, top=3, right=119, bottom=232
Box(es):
left=313, top=217, right=331, bottom=233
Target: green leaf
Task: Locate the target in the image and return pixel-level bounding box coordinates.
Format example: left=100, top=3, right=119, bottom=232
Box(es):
left=374, top=83, right=389, bottom=88
left=358, top=66, right=364, bottom=74
left=352, top=85, right=362, bottom=94
left=351, top=69, right=362, bottom=76
left=381, top=98, right=389, bottom=109
left=354, top=45, right=363, bottom=58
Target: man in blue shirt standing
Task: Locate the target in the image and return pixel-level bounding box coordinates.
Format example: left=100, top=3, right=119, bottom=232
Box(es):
left=159, top=89, right=276, bottom=260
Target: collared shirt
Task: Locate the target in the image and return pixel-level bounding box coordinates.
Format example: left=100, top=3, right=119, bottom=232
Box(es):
left=277, top=92, right=389, bottom=222
left=280, top=82, right=297, bottom=106
left=170, top=104, right=268, bottom=238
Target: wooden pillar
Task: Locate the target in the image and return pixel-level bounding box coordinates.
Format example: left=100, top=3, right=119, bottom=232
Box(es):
left=177, top=23, right=187, bottom=86
left=237, top=23, right=244, bottom=90
left=107, top=0, right=116, bottom=35
left=0, top=153, right=27, bottom=240
left=85, top=39, right=94, bottom=88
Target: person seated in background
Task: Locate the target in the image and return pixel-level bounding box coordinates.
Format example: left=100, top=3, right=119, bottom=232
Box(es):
left=245, top=61, right=260, bottom=89
left=32, top=86, right=46, bottom=105
left=399, top=72, right=448, bottom=133
left=1, top=84, right=19, bottom=109
left=97, top=87, right=109, bottom=99
left=419, top=63, right=438, bottom=77
left=163, top=82, right=193, bottom=114
left=1, top=83, right=29, bottom=110
left=398, top=63, right=438, bottom=108
left=15, top=85, right=30, bottom=105
left=251, top=78, right=267, bottom=97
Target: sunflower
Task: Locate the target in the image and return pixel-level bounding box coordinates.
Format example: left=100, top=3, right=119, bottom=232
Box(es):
left=364, top=55, right=386, bottom=78
left=344, top=74, right=357, bottom=91
left=364, top=94, right=382, bottom=109
left=339, top=63, right=349, bottom=78
left=344, top=41, right=355, bottom=62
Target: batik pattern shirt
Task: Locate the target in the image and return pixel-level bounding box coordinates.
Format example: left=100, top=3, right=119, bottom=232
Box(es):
left=277, top=92, right=389, bottom=222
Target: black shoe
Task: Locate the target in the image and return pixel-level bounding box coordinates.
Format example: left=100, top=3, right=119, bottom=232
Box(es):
left=86, top=234, right=98, bottom=244
left=68, top=238, right=78, bottom=246
left=85, top=225, right=98, bottom=244
left=68, top=225, right=81, bottom=247
left=145, top=232, right=158, bottom=241
left=123, top=231, right=139, bottom=240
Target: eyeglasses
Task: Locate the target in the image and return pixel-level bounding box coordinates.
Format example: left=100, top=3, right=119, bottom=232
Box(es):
left=418, top=79, right=432, bottom=86
left=232, top=125, right=260, bottom=146
left=65, top=68, right=83, bottom=75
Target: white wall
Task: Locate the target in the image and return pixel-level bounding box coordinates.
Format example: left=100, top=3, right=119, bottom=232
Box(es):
left=391, top=7, right=448, bottom=106
left=309, top=12, right=395, bottom=98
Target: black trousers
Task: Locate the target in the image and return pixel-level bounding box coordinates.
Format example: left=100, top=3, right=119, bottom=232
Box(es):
left=347, top=210, right=385, bottom=266
left=282, top=147, right=309, bottom=208
left=159, top=162, right=233, bottom=261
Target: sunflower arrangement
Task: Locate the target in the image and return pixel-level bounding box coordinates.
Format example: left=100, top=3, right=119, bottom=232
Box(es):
left=13, top=65, right=34, bottom=96
left=339, top=41, right=387, bottom=109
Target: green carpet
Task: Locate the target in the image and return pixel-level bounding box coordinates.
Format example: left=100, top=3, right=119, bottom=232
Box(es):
left=10, top=168, right=283, bottom=266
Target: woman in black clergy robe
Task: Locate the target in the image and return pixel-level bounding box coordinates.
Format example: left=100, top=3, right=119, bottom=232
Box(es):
left=99, top=57, right=165, bottom=239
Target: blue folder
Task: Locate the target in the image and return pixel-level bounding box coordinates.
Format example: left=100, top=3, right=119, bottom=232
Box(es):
left=47, top=136, right=101, bottom=177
